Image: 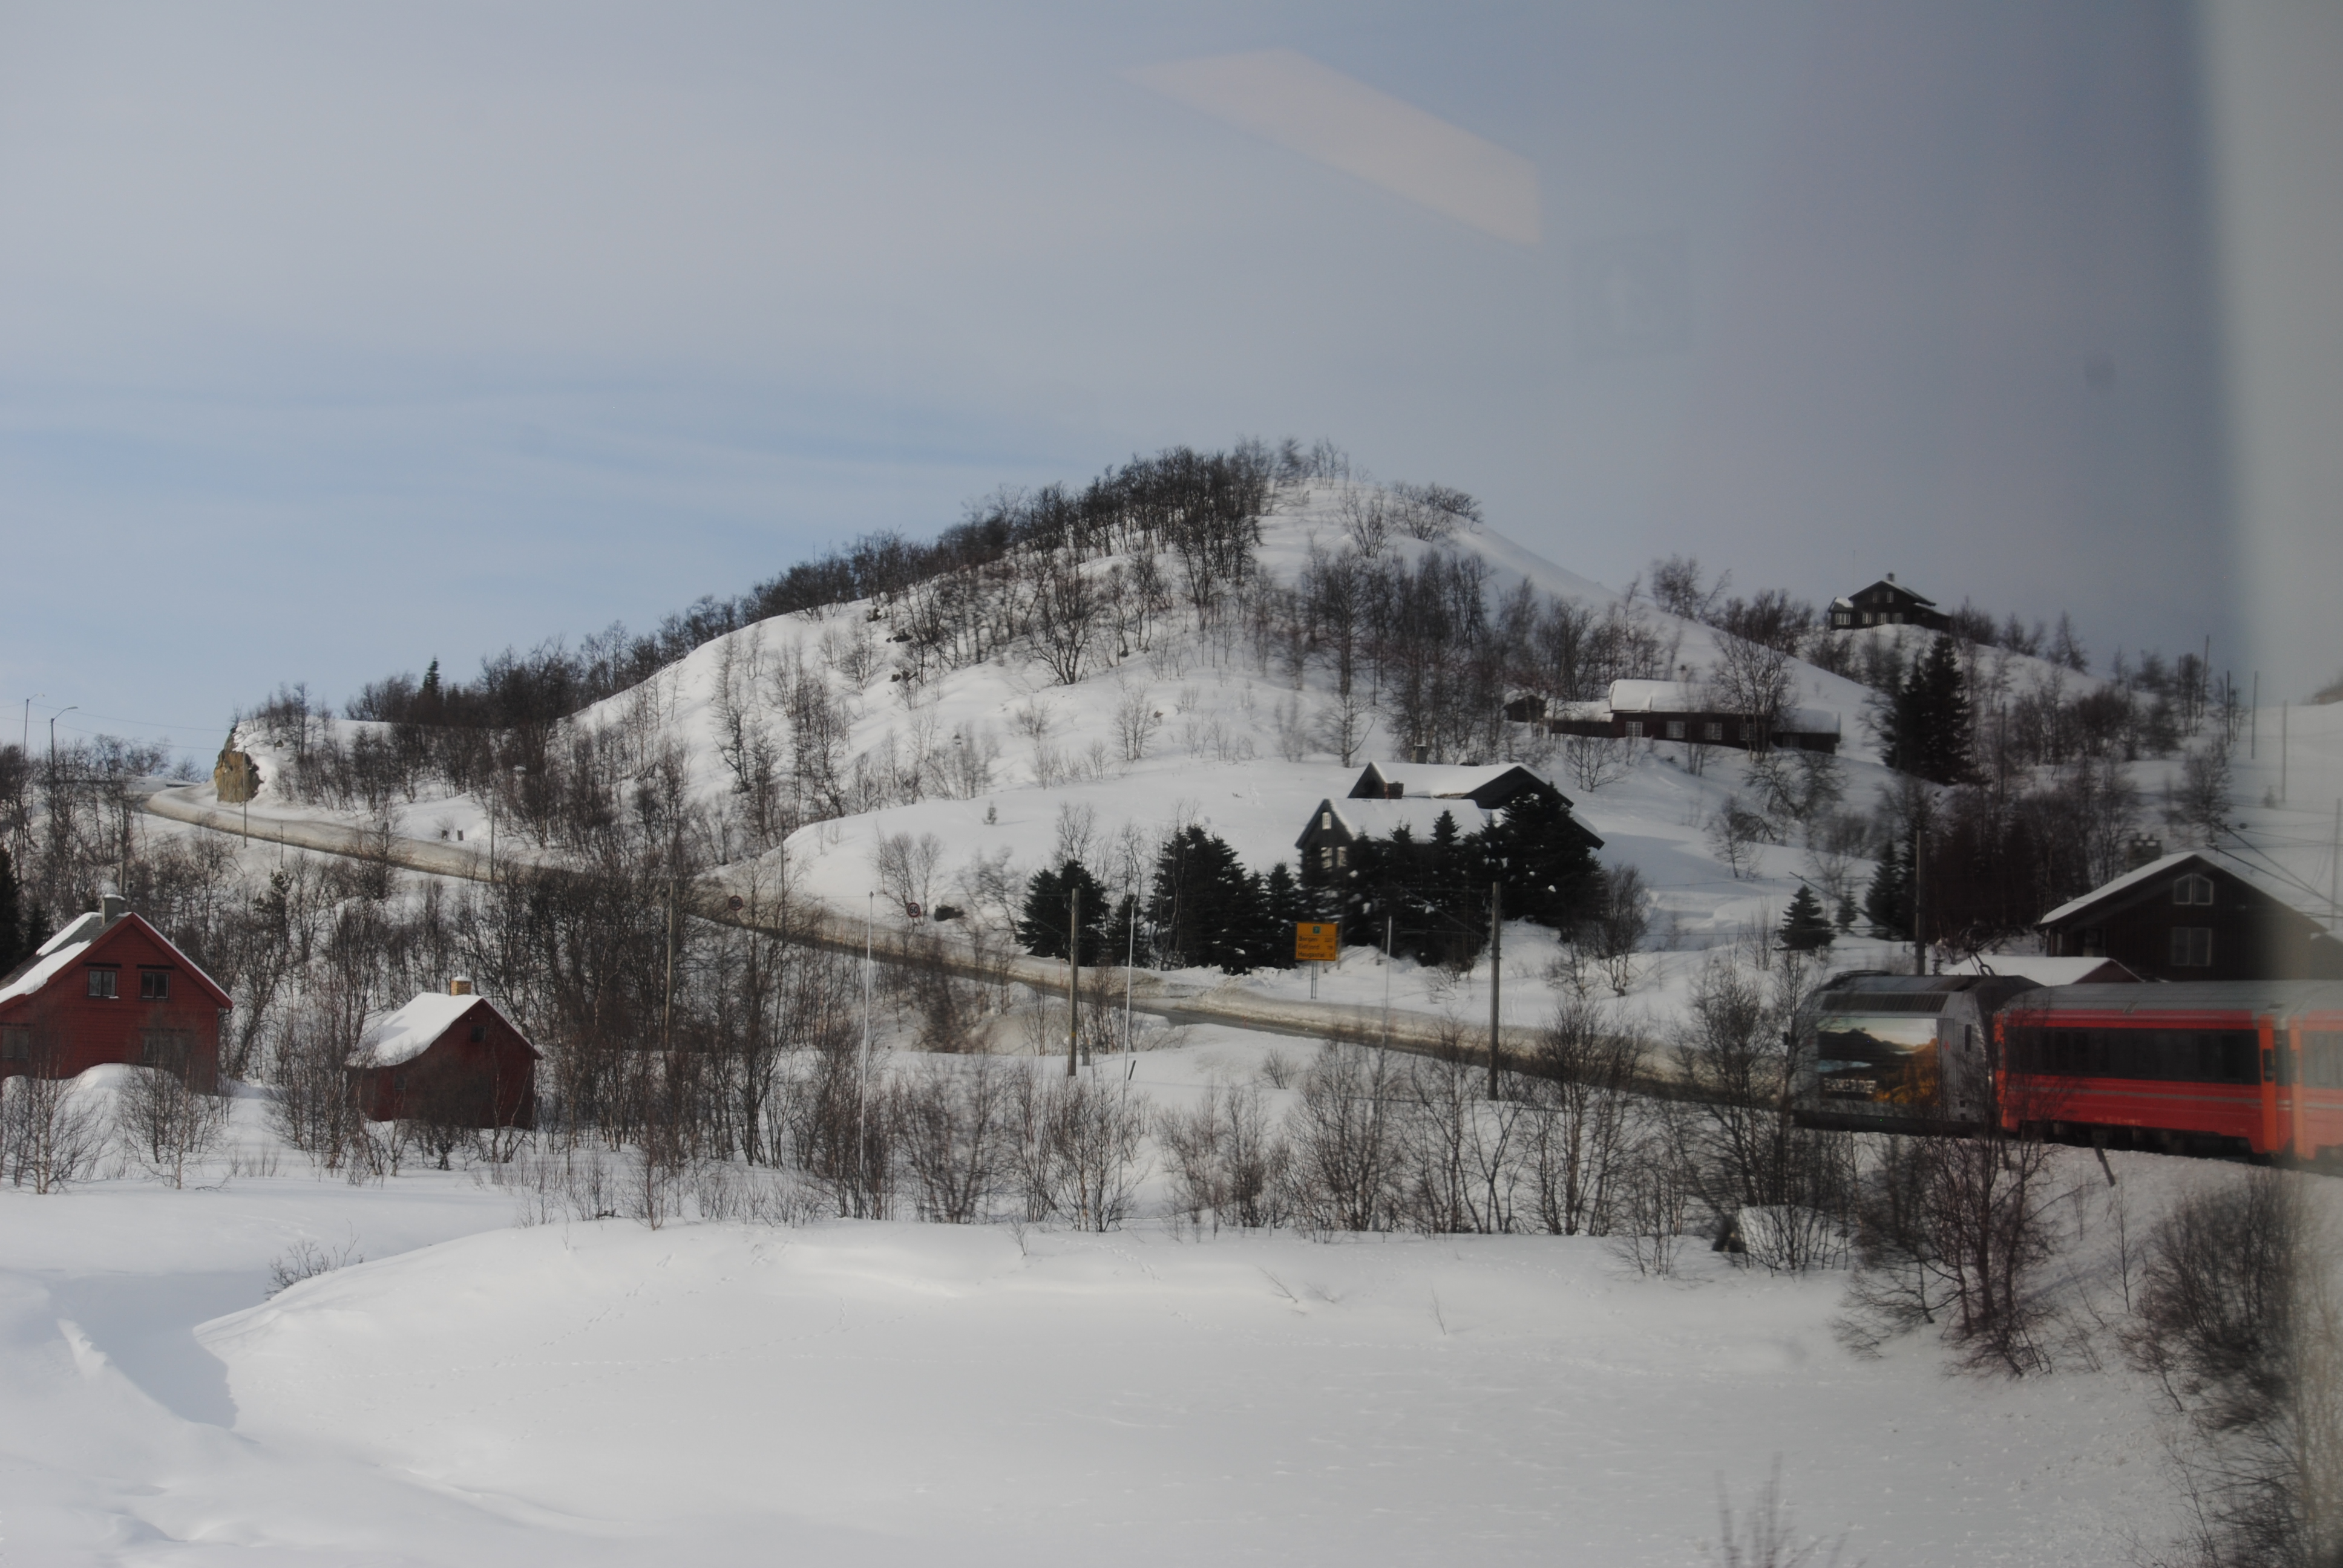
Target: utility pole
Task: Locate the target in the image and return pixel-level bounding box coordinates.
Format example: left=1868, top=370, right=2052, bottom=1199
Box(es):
left=1122, top=879, right=1135, bottom=1056
left=1066, top=882, right=1081, bottom=1077
left=661, top=877, right=678, bottom=1051
left=1487, top=881, right=1503, bottom=1097
left=1912, top=812, right=1928, bottom=976
left=2331, top=799, right=2340, bottom=930
left=857, top=892, right=872, bottom=1205
left=1383, top=914, right=1394, bottom=1048
left=2282, top=704, right=2290, bottom=805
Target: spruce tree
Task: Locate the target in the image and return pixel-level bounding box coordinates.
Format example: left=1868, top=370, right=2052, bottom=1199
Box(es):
left=1148, top=828, right=1277, bottom=973
left=1863, top=841, right=1914, bottom=940
left=1262, top=862, right=1305, bottom=968
left=1484, top=788, right=1601, bottom=930
left=1778, top=883, right=1834, bottom=953
left=1910, top=635, right=1974, bottom=784
left=1887, top=635, right=1975, bottom=785
left=1017, top=860, right=1107, bottom=963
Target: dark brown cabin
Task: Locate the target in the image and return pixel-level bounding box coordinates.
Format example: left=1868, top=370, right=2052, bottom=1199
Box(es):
left=1827, top=575, right=1951, bottom=632
left=2037, top=852, right=2343, bottom=984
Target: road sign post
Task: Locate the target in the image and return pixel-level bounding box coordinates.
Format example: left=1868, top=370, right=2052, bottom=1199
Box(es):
left=1295, top=922, right=1339, bottom=999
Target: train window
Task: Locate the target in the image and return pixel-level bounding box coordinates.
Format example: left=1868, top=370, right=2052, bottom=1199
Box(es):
left=2169, top=927, right=2214, bottom=967
left=2172, top=874, right=2215, bottom=906
left=2307, top=1032, right=2343, bottom=1089
left=2027, top=1027, right=2259, bottom=1082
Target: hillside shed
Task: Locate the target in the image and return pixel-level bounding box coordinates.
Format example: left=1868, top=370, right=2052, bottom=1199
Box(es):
left=1827, top=575, right=1951, bottom=632
left=0, top=897, right=231, bottom=1087
left=1547, top=681, right=1842, bottom=754
left=347, top=981, right=539, bottom=1128
left=2037, top=852, right=2343, bottom=983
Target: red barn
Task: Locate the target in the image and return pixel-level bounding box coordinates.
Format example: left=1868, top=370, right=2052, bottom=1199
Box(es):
left=347, top=979, right=538, bottom=1128
left=0, top=896, right=231, bottom=1087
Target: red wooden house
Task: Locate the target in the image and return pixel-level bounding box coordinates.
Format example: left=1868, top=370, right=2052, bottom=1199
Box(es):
left=346, top=979, right=538, bottom=1128
left=0, top=895, right=232, bottom=1087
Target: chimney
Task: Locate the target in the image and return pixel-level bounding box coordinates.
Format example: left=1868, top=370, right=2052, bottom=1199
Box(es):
left=2124, top=835, right=2164, bottom=872
left=450, top=978, right=474, bottom=996
left=100, top=893, right=128, bottom=926
left=1886, top=572, right=1896, bottom=584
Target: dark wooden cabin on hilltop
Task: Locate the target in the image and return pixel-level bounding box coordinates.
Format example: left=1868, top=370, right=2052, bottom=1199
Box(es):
left=1828, top=575, right=1950, bottom=632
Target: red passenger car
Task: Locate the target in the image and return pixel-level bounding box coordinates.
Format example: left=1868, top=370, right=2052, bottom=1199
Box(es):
left=1996, top=981, right=2343, bottom=1161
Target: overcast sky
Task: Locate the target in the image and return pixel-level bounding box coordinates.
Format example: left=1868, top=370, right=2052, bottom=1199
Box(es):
left=1, top=1, right=2297, bottom=763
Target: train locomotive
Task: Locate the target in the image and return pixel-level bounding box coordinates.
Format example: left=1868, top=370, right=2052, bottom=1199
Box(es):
left=1793, top=972, right=2343, bottom=1162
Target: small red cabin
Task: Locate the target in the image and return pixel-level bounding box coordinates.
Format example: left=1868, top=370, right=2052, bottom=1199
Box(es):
left=0, top=897, right=231, bottom=1088
left=347, top=980, right=537, bottom=1128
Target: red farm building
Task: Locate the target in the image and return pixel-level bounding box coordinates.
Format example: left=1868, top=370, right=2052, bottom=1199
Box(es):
left=347, top=979, right=538, bottom=1128
left=0, top=896, right=232, bottom=1088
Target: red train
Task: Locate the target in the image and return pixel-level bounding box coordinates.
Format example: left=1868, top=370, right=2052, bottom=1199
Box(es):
left=1795, top=976, right=2343, bottom=1163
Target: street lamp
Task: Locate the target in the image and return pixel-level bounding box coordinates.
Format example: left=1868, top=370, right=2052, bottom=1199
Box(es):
left=48, top=706, right=77, bottom=771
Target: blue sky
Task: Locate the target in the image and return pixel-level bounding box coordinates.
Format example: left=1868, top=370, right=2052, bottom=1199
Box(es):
left=0, top=1, right=2265, bottom=763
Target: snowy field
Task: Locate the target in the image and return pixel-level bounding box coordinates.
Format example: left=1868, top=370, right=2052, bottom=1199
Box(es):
left=0, top=1042, right=2250, bottom=1567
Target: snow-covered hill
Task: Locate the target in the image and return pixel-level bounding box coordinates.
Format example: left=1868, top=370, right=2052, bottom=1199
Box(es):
left=212, top=480, right=2337, bottom=1025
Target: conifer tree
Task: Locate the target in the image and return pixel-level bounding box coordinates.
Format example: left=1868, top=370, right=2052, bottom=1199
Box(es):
left=1484, top=788, right=1602, bottom=929
left=1017, top=860, right=1107, bottom=963
left=1147, top=828, right=1277, bottom=973
left=1863, top=840, right=1914, bottom=940
left=1778, top=883, right=1834, bottom=953
left=1887, top=635, right=1975, bottom=784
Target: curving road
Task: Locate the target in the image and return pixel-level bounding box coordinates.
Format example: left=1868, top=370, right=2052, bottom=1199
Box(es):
left=139, top=784, right=1566, bottom=1064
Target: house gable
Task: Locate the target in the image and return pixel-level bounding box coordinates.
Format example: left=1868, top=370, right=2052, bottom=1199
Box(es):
left=2037, top=851, right=2342, bottom=982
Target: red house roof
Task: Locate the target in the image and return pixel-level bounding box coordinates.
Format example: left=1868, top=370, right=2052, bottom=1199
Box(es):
left=0, top=910, right=232, bottom=1014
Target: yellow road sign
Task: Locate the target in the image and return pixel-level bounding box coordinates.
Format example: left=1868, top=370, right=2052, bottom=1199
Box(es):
left=1294, top=921, right=1340, bottom=962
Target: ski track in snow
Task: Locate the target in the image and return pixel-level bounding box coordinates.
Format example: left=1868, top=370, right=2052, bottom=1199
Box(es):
left=0, top=1076, right=2248, bottom=1566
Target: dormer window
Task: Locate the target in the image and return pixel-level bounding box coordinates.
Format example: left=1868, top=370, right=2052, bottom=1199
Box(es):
left=2175, top=874, right=2215, bottom=906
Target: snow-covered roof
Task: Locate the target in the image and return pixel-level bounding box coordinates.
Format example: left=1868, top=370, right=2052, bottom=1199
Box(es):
left=1601, top=682, right=1839, bottom=732
left=1941, top=955, right=2138, bottom=987
left=0, top=932, right=96, bottom=1008
left=2036, top=850, right=2307, bottom=928
left=37, top=912, right=105, bottom=958
left=1606, top=680, right=1703, bottom=713
left=1353, top=761, right=1549, bottom=799
left=348, top=993, right=526, bottom=1070
left=0, top=909, right=231, bottom=1012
